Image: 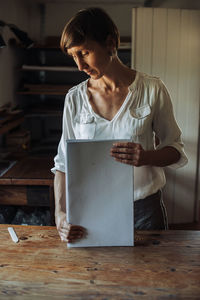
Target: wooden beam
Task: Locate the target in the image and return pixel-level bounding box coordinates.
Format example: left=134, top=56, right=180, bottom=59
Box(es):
left=144, top=0, right=165, bottom=7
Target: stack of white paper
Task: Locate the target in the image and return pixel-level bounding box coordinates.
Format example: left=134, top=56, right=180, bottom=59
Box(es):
left=65, top=140, right=134, bottom=247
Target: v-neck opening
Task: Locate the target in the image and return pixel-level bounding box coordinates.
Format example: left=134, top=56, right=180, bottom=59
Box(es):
left=84, top=71, right=139, bottom=123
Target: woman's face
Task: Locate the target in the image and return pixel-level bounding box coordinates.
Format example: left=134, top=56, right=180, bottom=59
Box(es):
left=67, top=40, right=112, bottom=79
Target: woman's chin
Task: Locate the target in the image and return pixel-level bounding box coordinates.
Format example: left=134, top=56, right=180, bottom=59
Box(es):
left=89, top=72, right=103, bottom=80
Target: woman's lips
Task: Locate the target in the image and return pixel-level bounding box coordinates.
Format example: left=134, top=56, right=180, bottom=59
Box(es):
left=86, top=70, right=93, bottom=75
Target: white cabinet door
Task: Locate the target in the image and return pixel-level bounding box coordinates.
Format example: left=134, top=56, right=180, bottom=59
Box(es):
left=132, top=7, right=200, bottom=223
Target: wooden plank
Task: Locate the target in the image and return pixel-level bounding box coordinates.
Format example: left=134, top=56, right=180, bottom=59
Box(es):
left=186, top=10, right=200, bottom=223
left=0, top=226, right=199, bottom=299
left=21, top=65, right=78, bottom=72
left=0, top=185, right=52, bottom=206
left=17, top=91, right=66, bottom=95
left=173, top=10, right=200, bottom=223
left=131, top=8, right=136, bottom=68
left=22, top=84, right=72, bottom=90
left=0, top=117, right=24, bottom=135
left=0, top=156, right=54, bottom=182
left=165, top=9, right=181, bottom=110
left=34, top=40, right=131, bottom=50
left=11, top=179, right=53, bottom=186
left=133, top=8, right=153, bottom=74
left=141, top=7, right=153, bottom=74
left=0, top=186, right=27, bottom=205
left=163, top=9, right=181, bottom=224
left=17, top=84, right=73, bottom=96
left=152, top=8, right=168, bottom=80
left=0, top=178, right=12, bottom=185
left=173, top=9, right=191, bottom=222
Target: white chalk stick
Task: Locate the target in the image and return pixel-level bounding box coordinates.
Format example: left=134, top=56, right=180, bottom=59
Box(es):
left=8, top=227, right=19, bottom=243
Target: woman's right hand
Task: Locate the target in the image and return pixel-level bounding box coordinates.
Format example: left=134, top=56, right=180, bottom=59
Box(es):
left=55, top=210, right=86, bottom=243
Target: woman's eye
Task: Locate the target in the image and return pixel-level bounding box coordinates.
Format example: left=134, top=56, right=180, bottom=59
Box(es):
left=82, top=52, right=89, bottom=57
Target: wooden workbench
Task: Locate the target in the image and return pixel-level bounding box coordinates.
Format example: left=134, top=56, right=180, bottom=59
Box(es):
left=0, top=225, right=199, bottom=299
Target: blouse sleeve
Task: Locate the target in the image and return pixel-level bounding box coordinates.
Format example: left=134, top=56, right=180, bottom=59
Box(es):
left=51, top=93, right=75, bottom=174
left=153, top=80, right=188, bottom=169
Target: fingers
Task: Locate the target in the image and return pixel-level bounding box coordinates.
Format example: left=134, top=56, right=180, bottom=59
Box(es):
left=55, top=212, right=87, bottom=243
left=111, top=153, right=133, bottom=160
left=111, top=142, right=140, bottom=154
left=114, top=157, right=137, bottom=166
left=110, top=142, right=143, bottom=166
left=111, top=147, right=135, bottom=154
left=60, top=230, right=85, bottom=243
left=58, top=223, right=87, bottom=243
left=67, top=226, right=86, bottom=243
left=112, top=142, right=136, bottom=148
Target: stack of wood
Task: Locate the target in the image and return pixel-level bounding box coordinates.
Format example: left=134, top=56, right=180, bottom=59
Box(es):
left=6, top=129, right=31, bottom=151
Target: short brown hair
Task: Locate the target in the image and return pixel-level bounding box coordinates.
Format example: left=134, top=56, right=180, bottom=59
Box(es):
left=60, top=7, right=120, bottom=54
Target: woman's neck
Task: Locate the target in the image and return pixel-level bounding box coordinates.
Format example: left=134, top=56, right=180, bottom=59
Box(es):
left=89, top=56, right=136, bottom=92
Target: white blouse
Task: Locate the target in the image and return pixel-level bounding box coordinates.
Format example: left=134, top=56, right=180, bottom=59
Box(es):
left=51, top=71, right=188, bottom=201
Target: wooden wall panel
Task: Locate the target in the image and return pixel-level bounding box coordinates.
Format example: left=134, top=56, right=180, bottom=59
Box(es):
left=163, top=9, right=181, bottom=222
left=132, top=8, right=153, bottom=74
left=132, top=8, right=200, bottom=223
left=173, top=10, right=200, bottom=223
left=152, top=8, right=168, bottom=80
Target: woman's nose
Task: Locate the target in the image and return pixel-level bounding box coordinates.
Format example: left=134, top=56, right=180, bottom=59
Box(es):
left=76, top=57, right=87, bottom=71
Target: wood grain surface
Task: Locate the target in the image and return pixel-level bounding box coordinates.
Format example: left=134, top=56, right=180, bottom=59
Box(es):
left=0, top=225, right=200, bottom=299
left=0, top=156, right=54, bottom=186
left=0, top=186, right=27, bottom=205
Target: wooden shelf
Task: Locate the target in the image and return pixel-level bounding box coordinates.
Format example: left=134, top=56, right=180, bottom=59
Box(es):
left=119, top=42, right=131, bottom=50
left=25, top=111, right=62, bottom=117
left=0, top=156, right=54, bottom=211
left=0, top=156, right=54, bottom=186
left=21, top=65, right=78, bottom=72
left=17, top=84, right=73, bottom=95
left=0, top=116, right=24, bottom=135
left=33, top=41, right=131, bottom=50
left=24, top=104, right=62, bottom=116
left=17, top=91, right=66, bottom=95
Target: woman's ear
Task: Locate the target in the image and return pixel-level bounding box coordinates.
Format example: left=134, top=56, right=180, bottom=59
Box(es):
left=106, top=35, right=116, bottom=56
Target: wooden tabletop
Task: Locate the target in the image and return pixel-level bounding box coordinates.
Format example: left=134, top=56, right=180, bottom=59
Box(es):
left=0, top=156, right=54, bottom=186
left=0, top=225, right=199, bottom=299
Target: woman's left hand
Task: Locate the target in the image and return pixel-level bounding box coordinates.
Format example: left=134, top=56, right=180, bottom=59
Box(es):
left=110, top=142, right=147, bottom=167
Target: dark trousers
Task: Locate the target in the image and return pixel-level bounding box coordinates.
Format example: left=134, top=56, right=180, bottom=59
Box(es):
left=134, top=190, right=168, bottom=230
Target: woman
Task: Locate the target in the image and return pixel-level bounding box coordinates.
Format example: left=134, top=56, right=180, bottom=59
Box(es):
left=51, top=7, right=187, bottom=243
